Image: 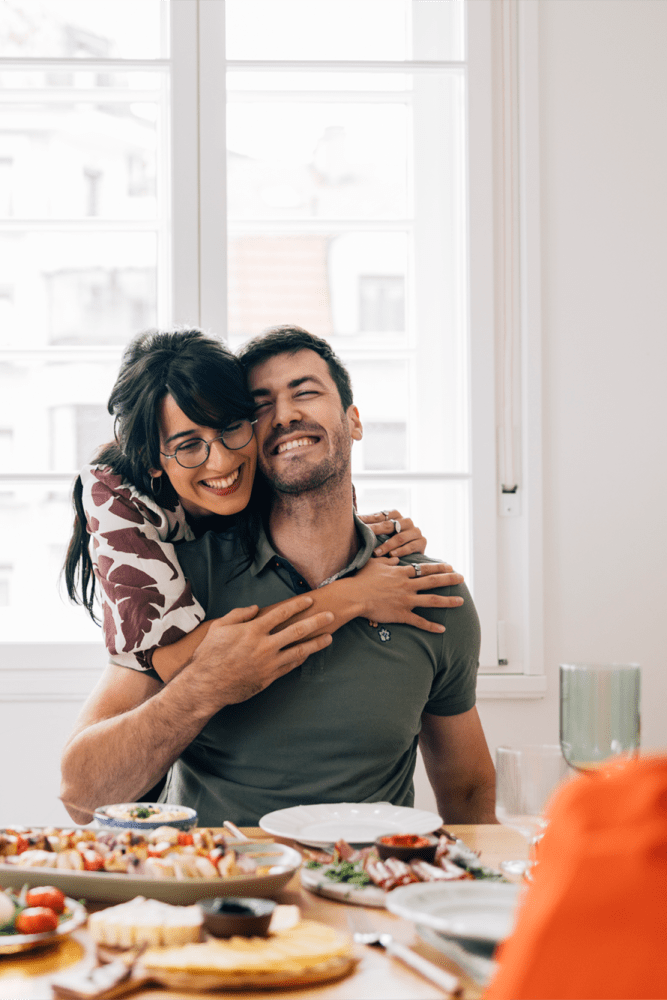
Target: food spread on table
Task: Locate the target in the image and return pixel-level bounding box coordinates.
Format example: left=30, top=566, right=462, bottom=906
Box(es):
left=0, top=825, right=273, bottom=880
left=302, top=833, right=507, bottom=901
left=0, top=822, right=505, bottom=997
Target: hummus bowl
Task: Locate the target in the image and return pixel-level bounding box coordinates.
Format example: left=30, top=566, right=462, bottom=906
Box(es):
left=94, top=802, right=198, bottom=832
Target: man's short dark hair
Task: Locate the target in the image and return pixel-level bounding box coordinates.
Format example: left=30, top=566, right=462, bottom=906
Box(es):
left=236, top=326, right=354, bottom=411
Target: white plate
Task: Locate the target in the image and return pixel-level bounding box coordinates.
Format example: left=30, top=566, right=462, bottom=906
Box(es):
left=0, top=897, right=87, bottom=955
left=259, top=802, right=442, bottom=847
left=299, top=863, right=386, bottom=907
left=0, top=841, right=301, bottom=906
left=386, top=881, right=522, bottom=945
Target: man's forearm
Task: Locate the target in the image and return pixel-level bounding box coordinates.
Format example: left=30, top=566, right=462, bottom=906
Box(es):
left=432, top=777, right=499, bottom=825
left=61, top=667, right=218, bottom=824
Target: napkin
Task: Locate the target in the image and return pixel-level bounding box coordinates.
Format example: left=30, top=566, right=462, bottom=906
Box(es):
left=484, top=755, right=667, bottom=1000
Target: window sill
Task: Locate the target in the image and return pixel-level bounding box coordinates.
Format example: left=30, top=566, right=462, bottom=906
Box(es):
left=476, top=673, right=547, bottom=699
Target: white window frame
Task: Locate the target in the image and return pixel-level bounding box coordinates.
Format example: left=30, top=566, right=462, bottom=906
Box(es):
left=2, top=0, right=545, bottom=701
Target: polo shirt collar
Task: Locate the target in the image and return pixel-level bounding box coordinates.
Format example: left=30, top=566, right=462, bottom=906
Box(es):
left=251, top=511, right=376, bottom=582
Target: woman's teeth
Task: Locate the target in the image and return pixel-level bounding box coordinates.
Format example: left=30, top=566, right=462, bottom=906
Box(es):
left=276, top=437, right=318, bottom=455
left=202, top=468, right=239, bottom=489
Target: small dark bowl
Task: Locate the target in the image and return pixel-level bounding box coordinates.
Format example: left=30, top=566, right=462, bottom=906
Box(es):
left=374, top=833, right=439, bottom=863
left=198, top=897, right=276, bottom=938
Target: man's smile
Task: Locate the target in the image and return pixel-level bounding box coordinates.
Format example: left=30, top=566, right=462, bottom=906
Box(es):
left=273, top=435, right=321, bottom=456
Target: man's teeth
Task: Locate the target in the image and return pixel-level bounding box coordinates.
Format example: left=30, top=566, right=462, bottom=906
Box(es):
left=276, top=437, right=318, bottom=455
left=202, top=468, right=239, bottom=489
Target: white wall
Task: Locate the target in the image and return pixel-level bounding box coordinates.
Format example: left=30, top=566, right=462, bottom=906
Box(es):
left=476, top=0, right=667, bottom=766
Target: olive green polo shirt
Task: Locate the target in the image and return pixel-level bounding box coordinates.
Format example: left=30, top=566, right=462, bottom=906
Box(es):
left=164, top=516, right=480, bottom=825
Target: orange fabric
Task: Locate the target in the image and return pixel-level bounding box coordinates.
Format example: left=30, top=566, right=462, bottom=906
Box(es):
left=484, top=755, right=667, bottom=1000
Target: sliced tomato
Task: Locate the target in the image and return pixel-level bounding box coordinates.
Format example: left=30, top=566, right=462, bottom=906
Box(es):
left=177, top=832, right=194, bottom=846
left=25, top=887, right=66, bottom=914
left=15, top=907, right=59, bottom=935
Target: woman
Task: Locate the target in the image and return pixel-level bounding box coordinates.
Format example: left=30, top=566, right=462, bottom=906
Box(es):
left=65, top=329, right=461, bottom=682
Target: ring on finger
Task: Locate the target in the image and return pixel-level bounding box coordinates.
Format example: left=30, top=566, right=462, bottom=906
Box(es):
left=391, top=519, right=401, bottom=535
left=411, top=562, right=422, bottom=578
left=381, top=509, right=390, bottom=517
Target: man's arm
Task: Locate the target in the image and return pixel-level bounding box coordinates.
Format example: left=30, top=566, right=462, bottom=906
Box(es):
left=61, top=598, right=335, bottom=824
left=419, top=708, right=498, bottom=824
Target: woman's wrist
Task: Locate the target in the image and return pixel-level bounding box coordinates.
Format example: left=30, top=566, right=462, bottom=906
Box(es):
left=333, top=574, right=368, bottom=621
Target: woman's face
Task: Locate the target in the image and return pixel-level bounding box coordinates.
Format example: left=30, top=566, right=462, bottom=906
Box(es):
left=153, top=394, right=257, bottom=518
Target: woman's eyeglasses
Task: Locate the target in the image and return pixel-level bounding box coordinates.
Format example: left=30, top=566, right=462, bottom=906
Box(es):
left=161, top=418, right=256, bottom=468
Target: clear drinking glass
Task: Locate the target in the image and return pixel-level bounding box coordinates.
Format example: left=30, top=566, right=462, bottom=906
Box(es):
left=495, top=745, right=571, bottom=877
left=559, top=663, right=641, bottom=773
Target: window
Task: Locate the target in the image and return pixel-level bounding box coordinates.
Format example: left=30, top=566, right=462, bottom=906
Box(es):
left=0, top=0, right=170, bottom=646
left=1, top=1, right=544, bottom=693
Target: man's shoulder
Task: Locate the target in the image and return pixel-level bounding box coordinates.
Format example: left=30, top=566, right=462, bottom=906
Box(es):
left=394, top=553, right=479, bottom=644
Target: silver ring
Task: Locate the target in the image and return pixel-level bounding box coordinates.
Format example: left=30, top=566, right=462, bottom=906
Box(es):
left=391, top=519, right=401, bottom=535
left=381, top=509, right=390, bottom=517
left=412, top=563, right=422, bottom=578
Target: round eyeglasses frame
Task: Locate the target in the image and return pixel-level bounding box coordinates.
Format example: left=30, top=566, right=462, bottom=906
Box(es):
left=161, top=418, right=257, bottom=469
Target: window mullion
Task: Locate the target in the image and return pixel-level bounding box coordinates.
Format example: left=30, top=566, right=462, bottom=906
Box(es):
left=197, top=0, right=228, bottom=336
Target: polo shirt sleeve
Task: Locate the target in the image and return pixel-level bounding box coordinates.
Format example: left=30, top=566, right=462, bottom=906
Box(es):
left=423, top=582, right=480, bottom=716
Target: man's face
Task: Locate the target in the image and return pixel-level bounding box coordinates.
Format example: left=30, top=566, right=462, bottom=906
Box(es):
left=248, top=348, right=362, bottom=495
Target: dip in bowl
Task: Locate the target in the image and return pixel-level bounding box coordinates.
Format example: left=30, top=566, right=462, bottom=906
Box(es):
left=374, top=832, right=438, bottom=863
left=94, top=803, right=197, bottom=832
left=199, top=897, right=276, bottom=938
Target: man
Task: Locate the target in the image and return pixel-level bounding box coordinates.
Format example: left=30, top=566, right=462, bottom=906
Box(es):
left=61, top=329, right=496, bottom=826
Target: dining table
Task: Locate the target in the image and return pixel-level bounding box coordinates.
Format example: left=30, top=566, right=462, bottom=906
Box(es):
left=0, top=824, right=528, bottom=1000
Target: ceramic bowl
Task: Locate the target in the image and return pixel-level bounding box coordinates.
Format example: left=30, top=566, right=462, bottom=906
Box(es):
left=374, top=832, right=439, bottom=863
left=93, top=802, right=198, bottom=832
left=199, top=897, right=276, bottom=938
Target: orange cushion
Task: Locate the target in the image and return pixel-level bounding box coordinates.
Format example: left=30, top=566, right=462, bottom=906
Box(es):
left=484, top=755, right=667, bottom=1000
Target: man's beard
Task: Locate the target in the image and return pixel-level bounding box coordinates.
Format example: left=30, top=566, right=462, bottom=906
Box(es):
left=260, top=417, right=351, bottom=497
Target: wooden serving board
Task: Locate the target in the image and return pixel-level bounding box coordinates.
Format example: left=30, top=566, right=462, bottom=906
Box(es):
left=144, top=954, right=357, bottom=992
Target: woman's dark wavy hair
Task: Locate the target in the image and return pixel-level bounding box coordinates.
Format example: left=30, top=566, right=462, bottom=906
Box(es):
left=64, top=328, right=261, bottom=622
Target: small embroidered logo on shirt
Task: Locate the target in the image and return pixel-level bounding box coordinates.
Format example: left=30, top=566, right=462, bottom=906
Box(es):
left=378, top=628, right=391, bottom=642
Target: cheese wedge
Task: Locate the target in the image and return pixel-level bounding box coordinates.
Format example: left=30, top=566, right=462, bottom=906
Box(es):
left=88, top=896, right=202, bottom=947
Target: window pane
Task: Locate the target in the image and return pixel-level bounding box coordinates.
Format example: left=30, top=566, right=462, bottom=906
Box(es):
left=0, top=481, right=104, bottom=642
left=228, top=231, right=408, bottom=343
left=0, top=0, right=169, bottom=59
left=0, top=357, right=118, bottom=473
left=225, top=0, right=464, bottom=61
left=0, top=87, right=162, bottom=221
left=0, top=232, right=158, bottom=345
left=227, top=95, right=409, bottom=221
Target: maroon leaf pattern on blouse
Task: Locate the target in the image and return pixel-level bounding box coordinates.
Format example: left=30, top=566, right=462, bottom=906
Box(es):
left=101, top=527, right=181, bottom=580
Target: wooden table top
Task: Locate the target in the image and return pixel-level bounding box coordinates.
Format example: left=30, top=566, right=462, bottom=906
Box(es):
left=0, top=824, right=527, bottom=1000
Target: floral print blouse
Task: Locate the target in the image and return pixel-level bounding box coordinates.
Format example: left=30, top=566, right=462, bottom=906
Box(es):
left=81, top=464, right=205, bottom=671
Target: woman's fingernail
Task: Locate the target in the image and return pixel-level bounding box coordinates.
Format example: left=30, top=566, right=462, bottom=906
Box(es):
left=375, top=546, right=383, bottom=555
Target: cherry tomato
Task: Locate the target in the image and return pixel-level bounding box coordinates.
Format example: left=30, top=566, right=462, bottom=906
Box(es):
left=15, top=907, right=59, bottom=934
left=25, top=887, right=66, bottom=914
left=177, top=832, right=194, bottom=846
left=81, top=850, right=105, bottom=872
